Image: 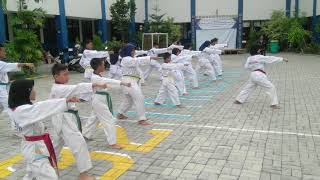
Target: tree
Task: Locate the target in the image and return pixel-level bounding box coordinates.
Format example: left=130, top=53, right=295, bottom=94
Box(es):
left=246, top=27, right=261, bottom=50
left=147, top=4, right=181, bottom=44
left=288, top=19, right=310, bottom=52
left=3, top=0, right=45, bottom=67
left=262, top=10, right=291, bottom=48
left=110, top=0, right=136, bottom=41
left=148, top=3, right=166, bottom=32
left=262, top=10, right=311, bottom=52
left=160, top=18, right=181, bottom=44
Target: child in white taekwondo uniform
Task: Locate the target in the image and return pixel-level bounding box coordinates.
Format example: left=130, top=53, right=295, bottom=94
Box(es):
left=210, top=38, right=227, bottom=76
left=8, top=80, right=80, bottom=180
left=0, top=44, right=34, bottom=129
left=154, top=53, right=187, bottom=107
left=234, top=45, right=288, bottom=109
left=134, top=49, right=149, bottom=84
left=108, top=47, right=122, bottom=80
left=49, top=64, right=105, bottom=180
left=80, top=40, right=111, bottom=79
left=171, top=48, right=188, bottom=95
left=197, top=41, right=221, bottom=82
left=143, top=43, right=170, bottom=80
left=82, top=58, right=131, bottom=149
left=116, top=43, right=160, bottom=126
left=177, top=44, right=202, bottom=89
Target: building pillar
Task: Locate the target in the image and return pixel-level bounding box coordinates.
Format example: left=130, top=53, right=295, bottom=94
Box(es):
left=129, top=0, right=136, bottom=43
left=312, top=0, right=319, bottom=42
left=191, top=0, right=196, bottom=50
left=286, top=0, right=291, bottom=17
left=144, top=0, right=148, bottom=32
left=99, top=0, right=108, bottom=42
left=56, top=0, right=69, bottom=63
left=0, top=4, right=6, bottom=44
left=237, top=0, right=243, bottom=48
left=295, top=0, right=299, bottom=17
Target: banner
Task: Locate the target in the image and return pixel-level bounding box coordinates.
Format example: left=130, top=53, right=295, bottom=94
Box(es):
left=195, top=16, right=238, bottom=50
left=196, top=17, right=237, bottom=30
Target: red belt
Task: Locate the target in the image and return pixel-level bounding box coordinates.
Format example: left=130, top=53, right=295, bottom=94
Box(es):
left=24, top=133, right=59, bottom=176
left=254, top=69, right=266, bottom=74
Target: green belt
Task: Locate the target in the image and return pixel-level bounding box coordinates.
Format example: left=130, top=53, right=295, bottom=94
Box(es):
left=0, top=82, right=10, bottom=86
left=66, top=110, right=82, bottom=133
left=123, top=75, right=141, bottom=80
left=96, top=91, right=113, bottom=115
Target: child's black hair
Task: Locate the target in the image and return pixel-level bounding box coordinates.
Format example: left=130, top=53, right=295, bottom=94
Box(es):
left=250, top=44, right=261, bottom=56
left=184, top=44, right=191, bottom=50
left=90, top=58, right=105, bottom=70
left=172, top=48, right=181, bottom=55
left=163, top=52, right=171, bottom=62
left=8, top=80, right=34, bottom=109
left=210, top=38, right=218, bottom=44
left=85, top=39, right=92, bottom=45
left=0, top=44, right=4, bottom=48
left=51, top=63, right=68, bottom=76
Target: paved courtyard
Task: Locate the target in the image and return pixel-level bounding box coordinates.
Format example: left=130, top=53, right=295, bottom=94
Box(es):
left=1, top=53, right=320, bottom=180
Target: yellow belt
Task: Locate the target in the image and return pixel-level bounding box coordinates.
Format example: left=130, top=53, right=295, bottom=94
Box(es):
left=163, top=76, right=174, bottom=81
left=123, top=75, right=141, bottom=80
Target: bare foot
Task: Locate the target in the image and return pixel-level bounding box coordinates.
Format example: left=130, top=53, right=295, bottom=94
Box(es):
left=182, top=93, right=188, bottom=96
left=192, top=87, right=200, bottom=89
left=79, top=172, right=96, bottom=180
left=234, top=100, right=242, bottom=104
left=109, top=144, right=123, bottom=149
left=270, top=105, right=280, bottom=109
left=154, top=102, right=161, bottom=105
left=117, top=114, right=128, bottom=120
left=176, top=104, right=185, bottom=108
left=138, top=120, right=151, bottom=126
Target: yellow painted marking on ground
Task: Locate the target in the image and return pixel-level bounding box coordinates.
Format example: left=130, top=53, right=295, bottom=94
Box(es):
left=0, top=154, right=23, bottom=178
left=91, top=151, right=134, bottom=180
left=117, top=127, right=172, bottom=153
left=58, top=148, right=75, bottom=170
left=57, top=148, right=134, bottom=179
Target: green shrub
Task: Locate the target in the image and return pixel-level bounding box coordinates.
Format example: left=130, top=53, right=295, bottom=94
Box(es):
left=106, top=38, right=123, bottom=51
left=92, top=34, right=105, bottom=51
left=303, top=43, right=320, bottom=54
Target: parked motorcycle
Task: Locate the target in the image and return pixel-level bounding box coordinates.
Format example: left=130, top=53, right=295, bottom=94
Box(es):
left=54, top=44, right=85, bottom=73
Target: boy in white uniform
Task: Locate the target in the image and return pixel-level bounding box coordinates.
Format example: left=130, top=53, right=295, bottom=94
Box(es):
left=79, top=40, right=111, bottom=79
left=173, top=46, right=200, bottom=89
left=50, top=64, right=105, bottom=180
left=8, top=79, right=80, bottom=180
left=134, top=50, right=149, bottom=84
left=116, top=43, right=160, bottom=125
left=108, top=47, right=122, bottom=79
left=197, top=41, right=221, bottom=82
left=0, top=44, right=34, bottom=129
left=143, top=43, right=170, bottom=80
left=210, top=38, right=227, bottom=76
left=234, top=45, right=288, bottom=109
left=171, top=49, right=188, bottom=95
left=154, top=53, right=187, bottom=107
left=83, top=58, right=130, bottom=149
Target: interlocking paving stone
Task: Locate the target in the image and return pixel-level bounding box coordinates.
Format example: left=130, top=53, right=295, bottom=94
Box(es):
left=1, top=53, right=320, bottom=179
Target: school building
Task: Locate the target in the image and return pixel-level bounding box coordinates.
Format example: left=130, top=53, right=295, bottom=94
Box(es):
left=0, top=0, right=319, bottom=52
